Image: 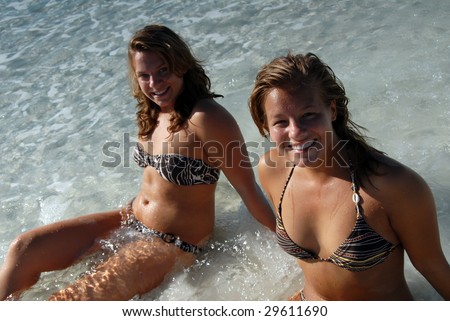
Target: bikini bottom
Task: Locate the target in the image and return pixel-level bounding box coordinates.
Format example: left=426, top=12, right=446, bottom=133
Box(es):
left=120, top=200, right=202, bottom=255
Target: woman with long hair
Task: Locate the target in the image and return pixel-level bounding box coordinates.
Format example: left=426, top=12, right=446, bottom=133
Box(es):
left=0, top=25, right=275, bottom=300
left=249, top=52, right=450, bottom=300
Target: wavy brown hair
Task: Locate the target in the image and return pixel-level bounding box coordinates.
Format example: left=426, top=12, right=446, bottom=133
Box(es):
left=128, top=24, right=222, bottom=138
left=249, top=52, right=384, bottom=180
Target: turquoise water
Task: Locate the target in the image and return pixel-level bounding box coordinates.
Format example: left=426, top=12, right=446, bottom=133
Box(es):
left=0, top=0, right=449, bottom=300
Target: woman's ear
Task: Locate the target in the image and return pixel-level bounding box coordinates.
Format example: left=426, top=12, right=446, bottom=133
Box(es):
left=180, top=67, right=189, bottom=77
left=330, top=99, right=337, bottom=121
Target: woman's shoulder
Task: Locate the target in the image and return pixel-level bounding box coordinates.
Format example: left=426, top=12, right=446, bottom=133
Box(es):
left=372, top=154, right=422, bottom=181
left=188, top=98, right=241, bottom=137
left=367, top=153, right=432, bottom=202
left=258, top=150, right=292, bottom=179
left=191, top=98, right=225, bottom=116
left=189, top=98, right=235, bottom=125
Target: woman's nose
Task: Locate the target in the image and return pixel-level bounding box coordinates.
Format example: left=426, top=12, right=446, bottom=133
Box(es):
left=288, top=121, right=305, bottom=140
left=149, top=75, right=161, bottom=87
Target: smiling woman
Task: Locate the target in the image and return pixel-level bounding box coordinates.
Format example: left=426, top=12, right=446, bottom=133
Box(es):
left=0, top=24, right=275, bottom=301
left=249, top=52, right=450, bottom=301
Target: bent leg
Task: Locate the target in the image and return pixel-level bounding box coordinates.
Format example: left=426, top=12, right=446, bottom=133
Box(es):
left=0, top=210, right=121, bottom=300
left=48, top=238, right=195, bottom=300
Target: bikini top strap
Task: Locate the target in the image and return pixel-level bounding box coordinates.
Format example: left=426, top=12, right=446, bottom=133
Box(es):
left=349, top=161, right=362, bottom=216
left=277, top=165, right=296, bottom=214
left=278, top=162, right=361, bottom=217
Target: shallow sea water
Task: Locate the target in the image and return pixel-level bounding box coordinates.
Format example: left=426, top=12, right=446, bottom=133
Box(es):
left=0, top=0, right=449, bottom=300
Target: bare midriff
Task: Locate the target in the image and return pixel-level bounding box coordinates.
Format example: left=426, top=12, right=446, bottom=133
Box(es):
left=132, top=167, right=216, bottom=245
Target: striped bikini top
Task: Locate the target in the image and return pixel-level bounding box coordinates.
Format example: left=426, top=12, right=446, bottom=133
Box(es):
left=276, top=165, right=398, bottom=272
left=134, top=143, right=220, bottom=185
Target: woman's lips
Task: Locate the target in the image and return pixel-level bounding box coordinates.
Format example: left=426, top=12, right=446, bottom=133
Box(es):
left=151, top=87, right=169, bottom=97
left=289, top=140, right=316, bottom=152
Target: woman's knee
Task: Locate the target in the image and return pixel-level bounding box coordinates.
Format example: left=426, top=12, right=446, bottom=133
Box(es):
left=6, top=232, right=35, bottom=261
left=0, top=235, right=43, bottom=299
left=4, top=228, right=66, bottom=272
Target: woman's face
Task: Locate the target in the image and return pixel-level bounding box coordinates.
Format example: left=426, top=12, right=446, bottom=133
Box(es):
left=133, top=51, right=184, bottom=112
left=264, top=87, right=337, bottom=168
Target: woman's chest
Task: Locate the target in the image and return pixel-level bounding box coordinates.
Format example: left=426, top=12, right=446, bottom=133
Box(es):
left=280, top=182, right=396, bottom=253
left=144, top=125, right=204, bottom=159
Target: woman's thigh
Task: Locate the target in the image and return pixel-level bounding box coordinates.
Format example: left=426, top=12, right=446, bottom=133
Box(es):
left=6, top=210, right=122, bottom=274
left=0, top=210, right=122, bottom=299
left=48, top=237, right=195, bottom=300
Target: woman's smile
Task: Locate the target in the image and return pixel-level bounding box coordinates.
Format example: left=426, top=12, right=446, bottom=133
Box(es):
left=133, top=50, right=184, bottom=111
left=264, top=87, right=336, bottom=167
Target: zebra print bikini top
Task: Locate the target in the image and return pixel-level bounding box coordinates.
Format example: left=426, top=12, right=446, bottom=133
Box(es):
left=276, top=165, right=398, bottom=272
left=133, top=143, right=220, bottom=185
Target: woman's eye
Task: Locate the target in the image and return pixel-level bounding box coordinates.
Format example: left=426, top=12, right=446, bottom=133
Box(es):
left=303, top=113, right=316, bottom=120
left=159, top=67, right=169, bottom=75
left=272, top=120, right=287, bottom=127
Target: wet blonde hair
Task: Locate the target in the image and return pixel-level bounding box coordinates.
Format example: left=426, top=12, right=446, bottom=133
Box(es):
left=249, top=52, right=384, bottom=180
